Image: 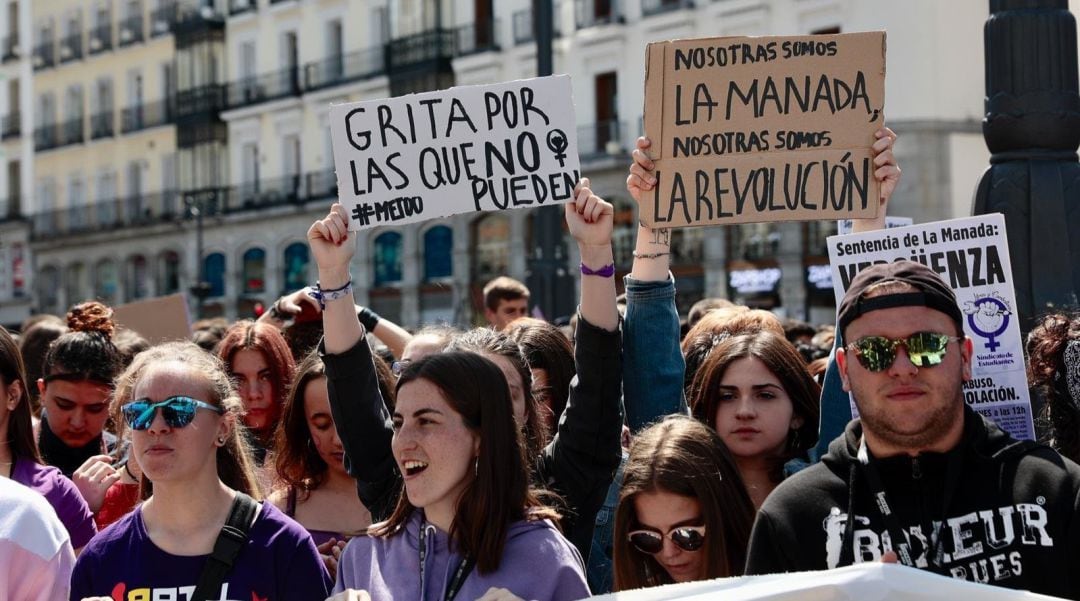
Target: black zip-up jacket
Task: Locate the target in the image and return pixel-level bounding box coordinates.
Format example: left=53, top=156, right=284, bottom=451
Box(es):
left=321, top=315, right=624, bottom=563
left=745, top=405, right=1080, bottom=599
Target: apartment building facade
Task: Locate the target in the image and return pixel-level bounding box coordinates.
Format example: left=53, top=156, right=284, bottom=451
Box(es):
left=0, top=0, right=1007, bottom=329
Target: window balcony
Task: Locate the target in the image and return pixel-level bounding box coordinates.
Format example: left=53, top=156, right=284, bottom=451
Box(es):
left=455, top=18, right=500, bottom=56
left=578, top=119, right=630, bottom=159
left=150, top=0, right=178, bottom=37
left=2, top=113, right=19, bottom=140
left=60, top=117, right=85, bottom=146
left=229, top=0, right=255, bottom=16
left=512, top=7, right=563, bottom=45
left=225, top=66, right=301, bottom=109
left=303, top=46, right=385, bottom=91
left=118, top=15, right=144, bottom=46
left=33, top=40, right=54, bottom=70
left=58, top=32, right=83, bottom=63
left=121, top=98, right=175, bottom=133
left=642, top=0, right=695, bottom=17
left=386, top=29, right=456, bottom=72
left=575, top=0, right=624, bottom=29
left=88, top=23, right=113, bottom=55
left=31, top=189, right=183, bottom=240
left=90, top=112, right=114, bottom=139
left=1, top=35, right=19, bottom=62
left=33, top=123, right=59, bottom=151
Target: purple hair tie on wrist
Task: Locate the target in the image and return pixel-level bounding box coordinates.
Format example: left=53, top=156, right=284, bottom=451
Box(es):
left=580, top=262, right=615, bottom=278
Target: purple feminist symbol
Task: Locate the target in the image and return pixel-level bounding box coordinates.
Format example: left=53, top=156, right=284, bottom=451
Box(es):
left=547, top=129, right=569, bottom=167
left=967, top=296, right=1010, bottom=352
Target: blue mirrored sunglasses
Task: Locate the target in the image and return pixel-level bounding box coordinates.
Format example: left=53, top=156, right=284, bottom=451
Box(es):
left=121, top=396, right=224, bottom=431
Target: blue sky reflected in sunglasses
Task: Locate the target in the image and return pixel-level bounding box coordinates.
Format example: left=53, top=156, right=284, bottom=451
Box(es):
left=122, top=396, right=224, bottom=430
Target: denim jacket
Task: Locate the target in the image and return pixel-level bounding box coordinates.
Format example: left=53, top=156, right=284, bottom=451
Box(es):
left=622, top=274, right=689, bottom=428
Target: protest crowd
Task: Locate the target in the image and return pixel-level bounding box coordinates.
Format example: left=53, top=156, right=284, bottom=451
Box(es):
left=5, top=30, right=1080, bottom=601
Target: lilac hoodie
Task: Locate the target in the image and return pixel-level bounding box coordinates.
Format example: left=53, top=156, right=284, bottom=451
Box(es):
left=335, top=510, right=590, bottom=600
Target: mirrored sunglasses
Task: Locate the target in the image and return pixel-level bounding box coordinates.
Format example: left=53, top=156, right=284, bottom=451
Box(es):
left=122, top=396, right=224, bottom=431
left=847, top=332, right=962, bottom=372
left=627, top=525, right=706, bottom=554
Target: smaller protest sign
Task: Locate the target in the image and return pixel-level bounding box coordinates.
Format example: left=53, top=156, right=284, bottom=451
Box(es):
left=113, top=293, right=192, bottom=345
left=639, top=31, right=886, bottom=228
left=329, top=75, right=581, bottom=231
left=827, top=214, right=1034, bottom=440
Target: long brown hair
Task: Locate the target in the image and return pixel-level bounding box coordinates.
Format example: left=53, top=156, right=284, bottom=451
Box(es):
left=0, top=326, right=41, bottom=463
left=688, top=331, right=820, bottom=479
left=369, top=351, right=557, bottom=574
left=445, top=328, right=549, bottom=463
left=273, top=351, right=331, bottom=497
left=506, top=317, right=575, bottom=430
left=113, top=342, right=261, bottom=499
left=218, top=320, right=296, bottom=424
left=613, top=415, right=754, bottom=590
left=1028, top=312, right=1080, bottom=462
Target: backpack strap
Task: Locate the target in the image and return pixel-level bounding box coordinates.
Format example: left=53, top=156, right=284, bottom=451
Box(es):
left=191, top=492, right=259, bottom=601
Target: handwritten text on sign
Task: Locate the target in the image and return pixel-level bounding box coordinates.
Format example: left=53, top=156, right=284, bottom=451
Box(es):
left=640, top=32, right=886, bottom=227
left=329, top=76, right=581, bottom=230
left=827, top=214, right=1034, bottom=441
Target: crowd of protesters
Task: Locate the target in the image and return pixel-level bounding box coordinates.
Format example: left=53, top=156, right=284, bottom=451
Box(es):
left=3, top=125, right=1080, bottom=601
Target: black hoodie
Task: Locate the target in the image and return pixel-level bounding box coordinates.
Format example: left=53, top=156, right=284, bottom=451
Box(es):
left=745, top=405, right=1080, bottom=600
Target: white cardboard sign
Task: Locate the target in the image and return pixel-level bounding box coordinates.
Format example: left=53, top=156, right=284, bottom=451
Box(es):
left=827, top=214, right=1034, bottom=441
left=329, top=75, right=581, bottom=230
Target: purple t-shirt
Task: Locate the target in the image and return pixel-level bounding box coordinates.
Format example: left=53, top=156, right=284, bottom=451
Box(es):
left=70, top=500, right=332, bottom=601
left=11, top=458, right=96, bottom=549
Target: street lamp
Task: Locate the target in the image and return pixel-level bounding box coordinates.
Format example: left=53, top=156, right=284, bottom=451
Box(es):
left=184, top=190, right=214, bottom=318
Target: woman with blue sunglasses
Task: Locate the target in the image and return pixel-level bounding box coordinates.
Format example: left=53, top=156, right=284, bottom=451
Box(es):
left=70, top=342, right=331, bottom=600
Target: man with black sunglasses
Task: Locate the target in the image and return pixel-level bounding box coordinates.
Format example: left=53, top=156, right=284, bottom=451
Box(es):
left=745, top=260, right=1080, bottom=600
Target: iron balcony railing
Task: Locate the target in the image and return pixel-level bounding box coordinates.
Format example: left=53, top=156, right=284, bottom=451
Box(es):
left=225, top=66, right=301, bottom=109
left=2, top=113, right=19, bottom=140
left=118, top=15, right=144, bottom=46
left=59, top=32, right=83, bottom=63
left=121, top=99, right=175, bottom=133
left=88, top=23, right=113, bottom=54
left=229, top=0, right=255, bottom=16
left=90, top=112, right=114, bottom=139
left=576, top=0, right=624, bottom=29
left=578, top=120, right=630, bottom=159
left=512, top=7, right=563, bottom=45
left=304, top=46, right=385, bottom=91
left=149, top=0, right=178, bottom=37
left=33, top=40, right=54, bottom=70
left=34, top=124, right=60, bottom=151
left=60, top=117, right=85, bottom=146
left=387, top=29, right=456, bottom=71
left=31, top=190, right=184, bottom=239
left=2, top=34, right=18, bottom=62
left=455, top=18, right=500, bottom=55
left=174, top=84, right=227, bottom=119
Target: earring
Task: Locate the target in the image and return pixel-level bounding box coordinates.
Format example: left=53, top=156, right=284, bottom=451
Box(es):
left=217, top=437, right=227, bottom=446
left=474, top=456, right=479, bottom=477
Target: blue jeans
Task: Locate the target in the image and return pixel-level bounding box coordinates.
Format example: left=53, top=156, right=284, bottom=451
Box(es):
left=622, top=274, right=688, bottom=431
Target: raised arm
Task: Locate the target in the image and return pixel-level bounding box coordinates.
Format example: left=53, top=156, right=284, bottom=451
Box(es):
left=621, top=136, right=687, bottom=432
left=308, top=205, right=400, bottom=519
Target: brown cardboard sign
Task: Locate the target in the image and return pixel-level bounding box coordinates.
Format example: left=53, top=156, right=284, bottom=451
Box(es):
left=641, top=32, right=886, bottom=228
left=112, top=293, right=192, bottom=345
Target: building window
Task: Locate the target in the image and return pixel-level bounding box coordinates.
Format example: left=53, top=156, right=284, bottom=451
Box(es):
left=64, top=262, right=85, bottom=307
left=39, top=266, right=61, bottom=314
left=282, top=242, right=308, bottom=293
left=423, top=226, right=453, bottom=281
left=126, top=255, right=149, bottom=299
left=158, top=250, right=180, bottom=295
left=471, top=213, right=510, bottom=281
left=242, top=247, right=266, bottom=294
left=204, top=252, right=225, bottom=297
left=95, top=259, right=118, bottom=304
left=373, top=232, right=402, bottom=287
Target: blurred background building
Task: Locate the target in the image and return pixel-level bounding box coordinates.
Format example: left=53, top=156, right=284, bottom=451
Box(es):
left=0, top=0, right=1066, bottom=329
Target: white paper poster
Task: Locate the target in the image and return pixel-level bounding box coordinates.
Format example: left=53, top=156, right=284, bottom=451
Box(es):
left=827, top=214, right=1034, bottom=441
left=329, top=75, right=581, bottom=230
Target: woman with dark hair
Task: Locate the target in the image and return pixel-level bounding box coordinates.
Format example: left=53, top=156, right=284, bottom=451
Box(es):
left=331, top=351, right=588, bottom=600
left=70, top=342, right=331, bottom=599
left=268, top=351, right=372, bottom=579
left=309, top=180, right=624, bottom=567
left=218, top=320, right=297, bottom=464
left=1027, top=312, right=1080, bottom=463
left=37, top=301, right=123, bottom=479
left=688, top=331, right=821, bottom=507
left=0, top=325, right=97, bottom=552
left=613, top=415, right=754, bottom=589
left=506, top=317, right=576, bottom=432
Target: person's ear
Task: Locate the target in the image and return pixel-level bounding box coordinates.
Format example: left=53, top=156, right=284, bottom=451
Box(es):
left=5, top=380, right=22, bottom=411
left=960, top=337, right=974, bottom=381
left=215, top=412, right=234, bottom=447
left=36, top=378, right=45, bottom=397
left=836, top=348, right=853, bottom=392
left=790, top=415, right=804, bottom=430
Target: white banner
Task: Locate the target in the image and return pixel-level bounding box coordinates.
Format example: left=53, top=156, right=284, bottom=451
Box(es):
left=329, top=75, right=581, bottom=230
left=593, top=563, right=1065, bottom=600
left=826, top=214, right=1034, bottom=441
